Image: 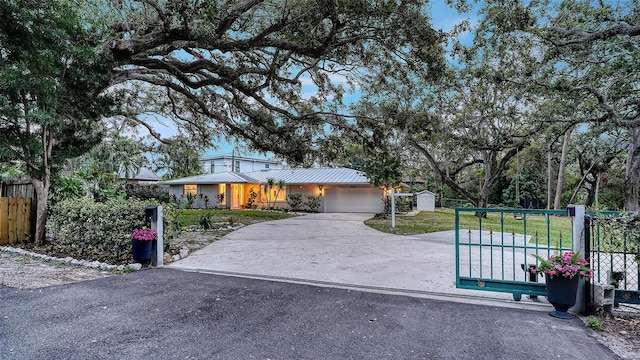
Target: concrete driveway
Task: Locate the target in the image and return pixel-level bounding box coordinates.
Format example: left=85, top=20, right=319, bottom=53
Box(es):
left=169, top=213, right=541, bottom=308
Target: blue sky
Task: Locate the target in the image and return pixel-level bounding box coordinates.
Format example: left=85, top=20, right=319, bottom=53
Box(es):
left=152, top=0, right=475, bottom=161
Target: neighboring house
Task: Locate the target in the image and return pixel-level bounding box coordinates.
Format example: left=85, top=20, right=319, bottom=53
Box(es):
left=118, top=168, right=159, bottom=184
left=200, top=154, right=281, bottom=174
left=162, top=167, right=385, bottom=213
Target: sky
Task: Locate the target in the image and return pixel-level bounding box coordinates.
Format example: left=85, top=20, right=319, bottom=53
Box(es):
left=149, top=0, right=476, bottom=162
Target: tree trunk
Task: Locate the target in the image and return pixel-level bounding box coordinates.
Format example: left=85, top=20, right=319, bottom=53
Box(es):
left=31, top=177, right=50, bottom=244
left=554, top=129, right=571, bottom=210
left=624, top=127, right=640, bottom=211
left=584, top=175, right=598, bottom=208
left=31, top=128, right=53, bottom=244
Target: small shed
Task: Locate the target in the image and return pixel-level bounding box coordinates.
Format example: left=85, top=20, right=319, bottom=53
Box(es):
left=416, top=190, right=436, bottom=211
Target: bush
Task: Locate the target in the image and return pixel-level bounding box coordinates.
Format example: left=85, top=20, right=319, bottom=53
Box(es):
left=121, top=183, right=171, bottom=203
left=304, top=195, right=321, bottom=212
left=247, top=187, right=258, bottom=209
left=286, top=194, right=303, bottom=211
left=49, top=197, right=148, bottom=264
left=48, top=198, right=181, bottom=264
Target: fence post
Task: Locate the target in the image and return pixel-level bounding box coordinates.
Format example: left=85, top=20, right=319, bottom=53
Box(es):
left=569, top=204, right=586, bottom=313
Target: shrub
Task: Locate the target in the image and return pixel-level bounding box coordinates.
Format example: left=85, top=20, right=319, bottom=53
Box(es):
left=121, top=183, right=171, bottom=203
left=286, top=194, right=303, bottom=211
left=304, top=195, right=321, bottom=212
left=200, top=213, right=214, bottom=230
left=48, top=198, right=181, bottom=264
left=49, top=175, right=85, bottom=206
left=187, top=193, right=198, bottom=209
left=586, top=316, right=602, bottom=330
left=247, top=187, right=258, bottom=209
left=162, top=202, right=182, bottom=241
left=49, top=197, right=148, bottom=264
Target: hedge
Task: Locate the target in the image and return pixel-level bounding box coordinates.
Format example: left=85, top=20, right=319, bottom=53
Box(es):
left=48, top=198, right=151, bottom=264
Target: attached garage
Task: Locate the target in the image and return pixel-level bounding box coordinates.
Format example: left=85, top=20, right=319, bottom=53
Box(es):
left=324, top=187, right=384, bottom=213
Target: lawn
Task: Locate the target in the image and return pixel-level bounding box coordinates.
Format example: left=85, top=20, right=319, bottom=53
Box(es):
left=365, top=208, right=573, bottom=247
left=176, top=209, right=294, bottom=228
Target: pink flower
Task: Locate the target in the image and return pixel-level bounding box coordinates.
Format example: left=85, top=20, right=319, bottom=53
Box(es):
left=132, top=228, right=157, bottom=241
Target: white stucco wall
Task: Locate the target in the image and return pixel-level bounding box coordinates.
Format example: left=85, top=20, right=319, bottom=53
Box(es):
left=169, top=184, right=222, bottom=209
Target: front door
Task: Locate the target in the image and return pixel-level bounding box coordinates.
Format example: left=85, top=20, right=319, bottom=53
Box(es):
left=231, top=184, right=240, bottom=209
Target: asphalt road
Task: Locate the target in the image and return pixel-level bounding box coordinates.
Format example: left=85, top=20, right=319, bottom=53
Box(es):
left=0, top=268, right=616, bottom=360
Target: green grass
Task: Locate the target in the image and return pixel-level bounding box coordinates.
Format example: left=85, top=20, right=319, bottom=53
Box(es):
left=365, top=208, right=573, bottom=247
left=177, top=209, right=294, bottom=228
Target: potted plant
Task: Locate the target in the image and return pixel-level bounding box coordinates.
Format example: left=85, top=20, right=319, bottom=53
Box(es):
left=131, top=228, right=157, bottom=263
left=532, top=251, right=593, bottom=319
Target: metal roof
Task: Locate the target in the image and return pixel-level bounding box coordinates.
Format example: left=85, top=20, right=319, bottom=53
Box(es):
left=161, top=171, right=251, bottom=185
left=117, top=167, right=158, bottom=181
left=160, top=168, right=372, bottom=185
left=244, top=168, right=371, bottom=184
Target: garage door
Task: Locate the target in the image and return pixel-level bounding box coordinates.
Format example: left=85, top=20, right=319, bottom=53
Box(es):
left=324, top=187, right=384, bottom=213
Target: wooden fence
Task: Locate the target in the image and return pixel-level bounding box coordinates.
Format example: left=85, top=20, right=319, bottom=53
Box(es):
left=0, top=197, right=34, bottom=245
left=1, top=177, right=35, bottom=198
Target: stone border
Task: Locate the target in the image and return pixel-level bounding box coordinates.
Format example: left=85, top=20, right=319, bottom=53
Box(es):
left=0, top=246, right=146, bottom=272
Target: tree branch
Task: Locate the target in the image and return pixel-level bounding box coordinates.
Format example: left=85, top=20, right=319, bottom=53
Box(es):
left=543, top=24, right=640, bottom=45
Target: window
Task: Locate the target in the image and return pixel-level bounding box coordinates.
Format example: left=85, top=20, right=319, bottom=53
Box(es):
left=234, top=160, right=240, bottom=172
left=265, top=164, right=270, bottom=169
left=184, top=184, right=197, bottom=195
left=210, top=163, right=215, bottom=174
left=260, top=185, right=287, bottom=202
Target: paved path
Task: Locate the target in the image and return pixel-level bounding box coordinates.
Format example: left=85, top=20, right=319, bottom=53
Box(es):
left=169, top=213, right=543, bottom=308
left=0, top=269, right=617, bottom=360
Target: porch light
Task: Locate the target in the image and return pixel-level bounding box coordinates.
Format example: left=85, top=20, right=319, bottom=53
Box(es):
left=318, top=185, right=324, bottom=195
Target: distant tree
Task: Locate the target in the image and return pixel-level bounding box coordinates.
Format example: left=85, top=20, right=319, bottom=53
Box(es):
left=478, top=0, right=640, bottom=209
left=151, top=138, right=203, bottom=179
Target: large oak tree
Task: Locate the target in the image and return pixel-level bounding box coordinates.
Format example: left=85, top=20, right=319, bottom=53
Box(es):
left=101, top=0, right=446, bottom=164
left=2, top=0, right=446, bottom=242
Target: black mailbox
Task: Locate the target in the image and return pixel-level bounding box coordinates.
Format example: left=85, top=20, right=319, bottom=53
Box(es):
left=145, top=205, right=158, bottom=223
left=567, top=205, right=576, bottom=217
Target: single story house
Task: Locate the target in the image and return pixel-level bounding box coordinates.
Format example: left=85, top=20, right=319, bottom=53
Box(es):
left=161, top=167, right=385, bottom=213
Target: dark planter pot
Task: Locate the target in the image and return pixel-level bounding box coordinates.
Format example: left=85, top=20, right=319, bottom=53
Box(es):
left=545, top=275, right=579, bottom=319
left=132, top=239, right=153, bottom=262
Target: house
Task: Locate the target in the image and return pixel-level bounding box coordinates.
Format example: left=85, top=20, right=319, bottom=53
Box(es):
left=117, top=167, right=159, bottom=184
left=200, top=154, right=281, bottom=174
left=162, top=167, right=385, bottom=213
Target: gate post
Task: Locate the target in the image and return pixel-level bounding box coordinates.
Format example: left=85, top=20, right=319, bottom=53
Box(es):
left=569, top=204, right=586, bottom=313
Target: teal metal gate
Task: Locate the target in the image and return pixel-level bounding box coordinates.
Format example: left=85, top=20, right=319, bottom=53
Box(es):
left=455, top=208, right=575, bottom=301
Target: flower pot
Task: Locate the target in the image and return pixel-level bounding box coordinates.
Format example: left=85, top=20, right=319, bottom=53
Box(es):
left=132, top=239, right=153, bottom=262
left=545, top=275, right=579, bottom=319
